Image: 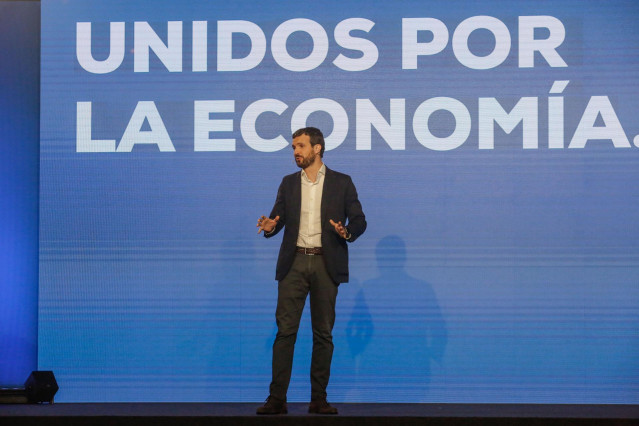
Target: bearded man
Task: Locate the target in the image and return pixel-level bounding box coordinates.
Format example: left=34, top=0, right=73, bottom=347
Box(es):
left=256, top=127, right=367, bottom=415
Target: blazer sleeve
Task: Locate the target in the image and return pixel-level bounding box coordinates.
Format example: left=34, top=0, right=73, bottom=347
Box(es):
left=264, top=177, right=286, bottom=238
left=344, top=176, right=366, bottom=243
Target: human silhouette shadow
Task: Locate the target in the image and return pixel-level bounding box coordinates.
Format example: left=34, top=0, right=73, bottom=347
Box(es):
left=344, top=235, right=447, bottom=401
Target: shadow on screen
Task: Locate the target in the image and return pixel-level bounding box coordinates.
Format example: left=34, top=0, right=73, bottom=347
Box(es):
left=343, top=235, right=447, bottom=400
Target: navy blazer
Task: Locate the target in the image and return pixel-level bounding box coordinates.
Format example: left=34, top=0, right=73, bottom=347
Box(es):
left=265, top=167, right=366, bottom=283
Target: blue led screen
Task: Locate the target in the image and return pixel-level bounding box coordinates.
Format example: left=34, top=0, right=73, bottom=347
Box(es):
left=39, top=0, right=639, bottom=402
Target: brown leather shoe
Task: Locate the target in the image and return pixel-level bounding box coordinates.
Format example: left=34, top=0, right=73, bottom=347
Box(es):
left=256, top=396, right=288, bottom=415
left=308, top=399, right=338, bottom=414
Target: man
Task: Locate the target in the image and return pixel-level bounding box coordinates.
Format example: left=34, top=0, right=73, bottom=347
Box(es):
left=256, top=127, right=366, bottom=415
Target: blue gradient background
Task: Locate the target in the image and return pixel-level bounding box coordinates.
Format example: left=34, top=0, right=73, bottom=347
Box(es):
left=39, top=0, right=639, bottom=402
left=0, top=1, right=39, bottom=386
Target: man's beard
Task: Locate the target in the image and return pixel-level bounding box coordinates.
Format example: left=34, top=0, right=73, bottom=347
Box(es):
left=296, top=151, right=316, bottom=169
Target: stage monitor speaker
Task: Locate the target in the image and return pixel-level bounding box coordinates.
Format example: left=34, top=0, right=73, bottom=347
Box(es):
left=24, top=371, right=58, bottom=404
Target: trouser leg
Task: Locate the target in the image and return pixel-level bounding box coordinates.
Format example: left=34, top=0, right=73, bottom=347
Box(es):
left=269, top=254, right=308, bottom=401
left=309, top=255, right=339, bottom=401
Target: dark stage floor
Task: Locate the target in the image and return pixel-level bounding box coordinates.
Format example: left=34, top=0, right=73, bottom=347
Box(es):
left=1, top=403, right=638, bottom=426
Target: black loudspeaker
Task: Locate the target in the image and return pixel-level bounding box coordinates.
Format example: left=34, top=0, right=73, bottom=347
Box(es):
left=24, top=371, right=59, bottom=404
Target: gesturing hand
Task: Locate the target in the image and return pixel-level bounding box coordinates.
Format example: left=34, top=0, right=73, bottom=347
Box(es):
left=329, top=219, right=350, bottom=239
left=257, top=215, right=280, bottom=234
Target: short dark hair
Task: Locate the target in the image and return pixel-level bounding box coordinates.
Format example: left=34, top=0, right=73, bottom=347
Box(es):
left=292, top=127, right=325, bottom=158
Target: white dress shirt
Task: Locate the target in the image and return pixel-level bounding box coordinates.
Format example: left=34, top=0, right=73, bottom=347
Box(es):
left=297, top=164, right=325, bottom=248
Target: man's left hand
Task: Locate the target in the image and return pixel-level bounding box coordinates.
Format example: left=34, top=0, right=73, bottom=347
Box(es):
left=329, top=219, right=350, bottom=239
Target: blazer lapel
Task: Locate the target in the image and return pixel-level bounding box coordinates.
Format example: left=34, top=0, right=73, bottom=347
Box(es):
left=291, top=171, right=302, bottom=221
left=321, top=167, right=332, bottom=227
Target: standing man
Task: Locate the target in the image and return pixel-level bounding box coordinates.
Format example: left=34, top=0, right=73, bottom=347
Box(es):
left=256, top=127, right=366, bottom=415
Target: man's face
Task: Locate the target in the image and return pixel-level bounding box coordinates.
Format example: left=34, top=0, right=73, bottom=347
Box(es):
left=292, top=134, right=320, bottom=169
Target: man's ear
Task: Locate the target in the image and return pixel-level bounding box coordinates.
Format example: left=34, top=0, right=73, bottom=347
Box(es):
left=314, top=144, right=321, bottom=154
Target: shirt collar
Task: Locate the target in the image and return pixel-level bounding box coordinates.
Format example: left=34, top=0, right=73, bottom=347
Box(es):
left=301, top=163, right=326, bottom=183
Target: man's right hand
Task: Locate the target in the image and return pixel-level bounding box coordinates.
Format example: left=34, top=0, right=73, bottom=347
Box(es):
left=257, top=215, right=280, bottom=234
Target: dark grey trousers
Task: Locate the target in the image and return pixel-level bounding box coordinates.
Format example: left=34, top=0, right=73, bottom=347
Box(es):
left=269, top=252, right=339, bottom=401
